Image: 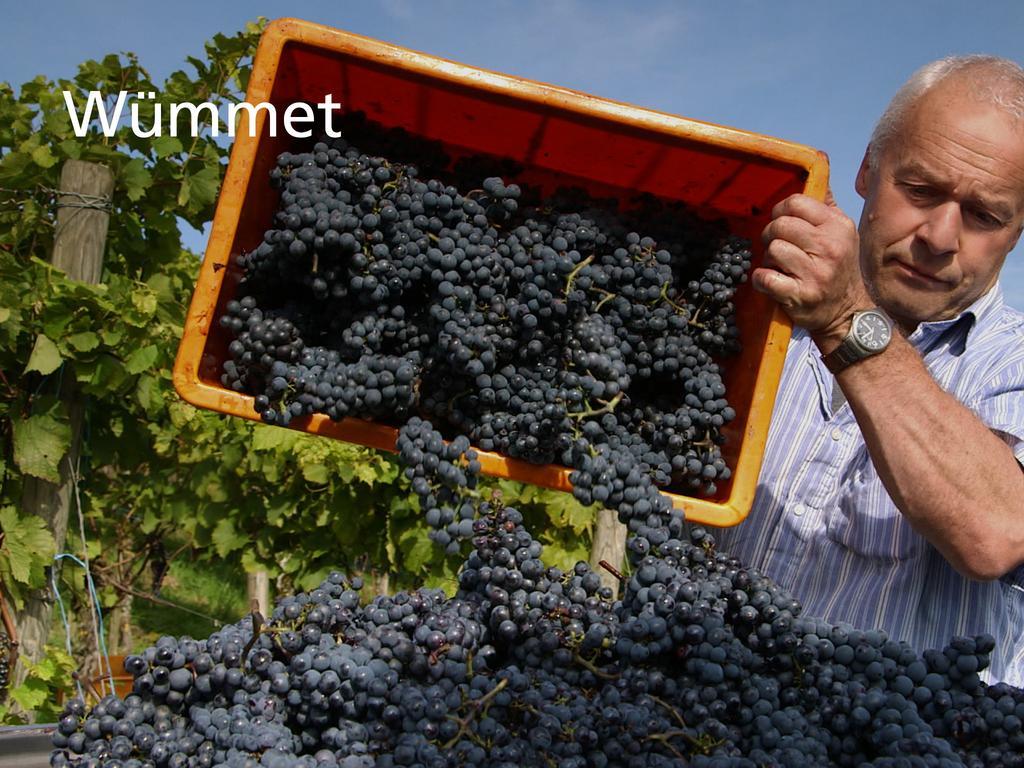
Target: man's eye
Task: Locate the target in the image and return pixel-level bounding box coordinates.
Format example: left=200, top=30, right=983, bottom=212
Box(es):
left=969, top=209, right=1002, bottom=228
left=904, top=184, right=934, bottom=200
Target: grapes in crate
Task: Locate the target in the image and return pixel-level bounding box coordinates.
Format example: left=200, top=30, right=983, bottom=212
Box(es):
left=218, top=118, right=751, bottom=499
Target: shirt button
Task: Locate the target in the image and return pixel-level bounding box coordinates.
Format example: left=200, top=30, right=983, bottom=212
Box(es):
left=792, top=503, right=806, bottom=517
left=831, top=427, right=842, bottom=441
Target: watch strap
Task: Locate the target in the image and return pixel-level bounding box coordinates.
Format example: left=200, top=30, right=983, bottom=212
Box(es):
left=822, top=340, right=863, bottom=375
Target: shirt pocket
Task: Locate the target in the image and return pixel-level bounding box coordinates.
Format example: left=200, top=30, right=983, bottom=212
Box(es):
left=826, top=454, right=918, bottom=563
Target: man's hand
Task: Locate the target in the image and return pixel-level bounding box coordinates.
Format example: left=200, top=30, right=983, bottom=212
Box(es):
left=752, top=192, right=873, bottom=351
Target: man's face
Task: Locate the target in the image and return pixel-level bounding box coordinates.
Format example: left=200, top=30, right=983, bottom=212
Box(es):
left=855, top=79, right=1024, bottom=330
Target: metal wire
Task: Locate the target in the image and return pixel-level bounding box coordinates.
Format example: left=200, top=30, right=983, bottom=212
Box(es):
left=0, top=185, right=112, bottom=212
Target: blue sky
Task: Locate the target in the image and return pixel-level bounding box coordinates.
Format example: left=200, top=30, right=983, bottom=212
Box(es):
left=4, top=1, right=1024, bottom=309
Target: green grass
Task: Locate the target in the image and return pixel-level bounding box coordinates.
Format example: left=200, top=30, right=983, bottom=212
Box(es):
left=131, top=556, right=250, bottom=650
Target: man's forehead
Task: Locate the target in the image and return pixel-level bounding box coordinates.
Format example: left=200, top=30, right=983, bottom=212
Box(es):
left=888, top=89, right=1024, bottom=198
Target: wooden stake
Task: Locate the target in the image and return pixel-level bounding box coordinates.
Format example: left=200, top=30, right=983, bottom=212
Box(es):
left=14, top=161, right=114, bottom=697
left=246, top=570, right=270, bottom=618
left=590, top=508, right=627, bottom=598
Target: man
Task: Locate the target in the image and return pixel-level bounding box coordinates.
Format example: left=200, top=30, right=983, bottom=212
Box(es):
left=711, top=55, right=1024, bottom=686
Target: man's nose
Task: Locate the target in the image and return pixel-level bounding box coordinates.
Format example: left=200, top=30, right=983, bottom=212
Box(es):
left=917, top=202, right=961, bottom=256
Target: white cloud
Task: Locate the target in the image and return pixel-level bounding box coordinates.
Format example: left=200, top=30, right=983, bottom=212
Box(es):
left=378, top=0, right=419, bottom=23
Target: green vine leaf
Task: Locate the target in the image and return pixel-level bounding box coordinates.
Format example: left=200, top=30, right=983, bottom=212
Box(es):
left=24, top=334, right=63, bottom=375
left=252, top=425, right=298, bottom=451
left=212, top=517, right=247, bottom=556
left=30, top=144, right=58, bottom=169
left=400, top=526, right=435, bottom=574
left=0, top=646, right=76, bottom=724
left=151, top=135, right=183, bottom=158
left=178, top=164, right=220, bottom=209
left=0, top=505, right=56, bottom=597
left=125, top=344, right=159, bottom=374
left=66, top=330, right=100, bottom=352
left=130, top=287, right=158, bottom=317
left=12, top=412, right=71, bottom=483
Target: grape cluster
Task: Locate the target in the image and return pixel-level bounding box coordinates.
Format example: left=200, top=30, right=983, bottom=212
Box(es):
left=217, top=117, right=751, bottom=499
left=53, top=416, right=1024, bottom=768
left=397, top=417, right=481, bottom=555
left=0, top=630, right=11, bottom=699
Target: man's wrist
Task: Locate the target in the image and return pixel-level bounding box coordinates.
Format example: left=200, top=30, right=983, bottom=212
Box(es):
left=808, top=295, right=878, bottom=355
left=819, top=307, right=895, bottom=374
left=810, top=314, right=858, bottom=356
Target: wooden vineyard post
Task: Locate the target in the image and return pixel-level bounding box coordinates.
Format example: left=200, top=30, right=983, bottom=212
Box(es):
left=246, top=570, right=271, bottom=618
left=14, top=161, right=114, bottom=692
left=589, top=509, right=627, bottom=598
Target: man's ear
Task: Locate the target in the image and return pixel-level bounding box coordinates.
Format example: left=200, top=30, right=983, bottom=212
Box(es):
left=855, top=148, right=872, bottom=199
left=1009, top=221, right=1023, bottom=253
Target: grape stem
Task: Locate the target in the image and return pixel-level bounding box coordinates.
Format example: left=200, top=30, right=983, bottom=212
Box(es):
left=442, top=677, right=509, bottom=749
left=693, top=430, right=715, bottom=450
left=690, top=299, right=711, bottom=329
left=564, top=254, right=594, bottom=294
left=592, top=288, right=616, bottom=311
left=240, top=607, right=265, bottom=671
left=598, top=560, right=624, bottom=582
left=569, top=392, right=624, bottom=421
left=651, top=694, right=688, bottom=730
left=572, top=652, right=619, bottom=680
left=646, top=696, right=721, bottom=755
left=72, top=670, right=104, bottom=703
left=645, top=730, right=689, bottom=760
left=657, top=282, right=713, bottom=331
left=658, top=282, right=689, bottom=316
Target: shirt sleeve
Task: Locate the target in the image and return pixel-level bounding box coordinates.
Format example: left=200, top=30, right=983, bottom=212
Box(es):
left=967, top=360, right=1024, bottom=464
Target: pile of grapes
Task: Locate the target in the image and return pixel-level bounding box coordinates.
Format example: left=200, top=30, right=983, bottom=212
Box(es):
left=49, top=125, right=1024, bottom=767
left=50, top=419, right=1024, bottom=767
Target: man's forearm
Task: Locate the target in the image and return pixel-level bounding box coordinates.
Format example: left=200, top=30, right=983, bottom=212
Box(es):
left=825, top=332, right=1024, bottom=580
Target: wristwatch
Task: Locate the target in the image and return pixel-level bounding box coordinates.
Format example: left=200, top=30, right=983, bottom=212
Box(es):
left=821, top=308, right=893, bottom=374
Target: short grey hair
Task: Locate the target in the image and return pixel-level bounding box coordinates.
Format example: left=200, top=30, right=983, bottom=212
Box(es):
left=868, top=55, right=1024, bottom=169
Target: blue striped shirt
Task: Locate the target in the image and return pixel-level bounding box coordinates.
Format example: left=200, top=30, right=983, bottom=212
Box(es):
left=712, top=283, right=1024, bottom=686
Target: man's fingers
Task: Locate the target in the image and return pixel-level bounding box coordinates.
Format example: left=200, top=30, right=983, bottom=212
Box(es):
left=770, top=193, right=833, bottom=227
left=763, top=236, right=811, bottom=275
left=762, top=214, right=818, bottom=249
left=751, top=267, right=801, bottom=302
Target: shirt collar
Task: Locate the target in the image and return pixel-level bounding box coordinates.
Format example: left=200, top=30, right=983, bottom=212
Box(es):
left=905, top=282, right=1005, bottom=355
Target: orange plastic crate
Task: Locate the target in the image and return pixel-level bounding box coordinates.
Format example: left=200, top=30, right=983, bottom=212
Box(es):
left=173, top=18, right=829, bottom=527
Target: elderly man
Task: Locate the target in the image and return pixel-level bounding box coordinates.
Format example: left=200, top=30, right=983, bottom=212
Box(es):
left=711, top=55, right=1024, bottom=686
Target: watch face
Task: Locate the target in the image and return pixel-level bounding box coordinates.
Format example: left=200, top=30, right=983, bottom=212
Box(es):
left=852, top=312, right=892, bottom=351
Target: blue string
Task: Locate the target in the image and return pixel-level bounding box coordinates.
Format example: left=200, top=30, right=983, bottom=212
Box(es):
left=52, top=553, right=115, bottom=697
left=51, top=565, right=84, bottom=703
